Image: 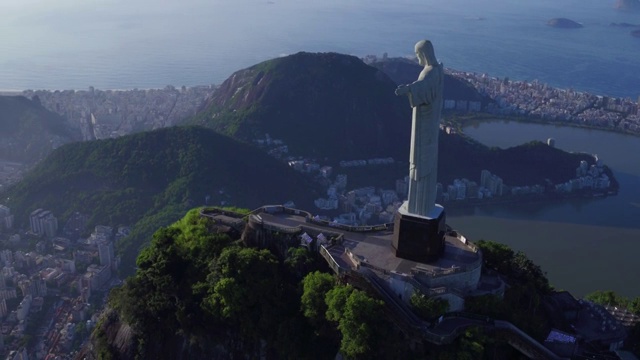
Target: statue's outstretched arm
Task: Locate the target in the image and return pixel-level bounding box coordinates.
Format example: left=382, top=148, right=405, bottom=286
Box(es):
left=395, top=84, right=411, bottom=96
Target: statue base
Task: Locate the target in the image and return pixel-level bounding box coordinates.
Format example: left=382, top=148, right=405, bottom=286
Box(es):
left=392, top=202, right=446, bottom=263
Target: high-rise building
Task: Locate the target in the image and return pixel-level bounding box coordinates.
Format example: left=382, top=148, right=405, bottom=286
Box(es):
left=16, top=295, right=32, bottom=321
left=43, top=216, right=58, bottom=238
left=453, top=179, right=467, bottom=200
left=480, top=169, right=492, bottom=188
left=467, top=181, right=479, bottom=199
left=488, top=175, right=504, bottom=196
left=3, top=215, right=13, bottom=230
left=98, top=241, right=114, bottom=268
left=0, top=205, right=9, bottom=219
left=88, top=226, right=113, bottom=244
left=0, top=250, right=12, bottom=267
left=85, top=264, right=111, bottom=290
left=31, top=274, right=47, bottom=297
left=30, top=209, right=58, bottom=237
left=0, top=205, right=12, bottom=231
left=29, top=209, right=44, bottom=235
left=0, top=288, right=17, bottom=301
left=0, top=298, right=7, bottom=317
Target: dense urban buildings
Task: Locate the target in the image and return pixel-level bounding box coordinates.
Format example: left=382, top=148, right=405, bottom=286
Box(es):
left=449, top=69, right=640, bottom=132
left=23, top=85, right=216, bottom=141
left=0, top=209, right=123, bottom=358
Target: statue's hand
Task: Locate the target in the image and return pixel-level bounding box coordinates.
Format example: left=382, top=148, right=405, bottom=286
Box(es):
left=395, top=85, right=410, bottom=96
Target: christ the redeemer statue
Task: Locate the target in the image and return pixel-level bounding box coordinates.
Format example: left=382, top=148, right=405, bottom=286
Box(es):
left=395, top=40, right=444, bottom=218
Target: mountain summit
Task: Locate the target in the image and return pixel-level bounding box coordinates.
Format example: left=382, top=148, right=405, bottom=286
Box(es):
left=189, top=52, right=410, bottom=161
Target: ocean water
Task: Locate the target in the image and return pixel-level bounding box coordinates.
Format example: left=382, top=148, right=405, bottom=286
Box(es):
left=1, top=0, right=640, bottom=97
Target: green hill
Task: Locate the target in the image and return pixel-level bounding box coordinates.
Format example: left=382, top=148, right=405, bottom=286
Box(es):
left=4, top=126, right=317, bottom=275
left=87, top=209, right=408, bottom=359
left=438, top=134, right=595, bottom=186
left=332, top=130, right=597, bottom=191
left=0, top=95, right=80, bottom=163
left=188, top=52, right=410, bottom=161
left=188, top=52, right=600, bottom=189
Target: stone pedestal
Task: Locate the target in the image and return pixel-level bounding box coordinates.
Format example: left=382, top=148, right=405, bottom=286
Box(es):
left=392, top=202, right=446, bottom=263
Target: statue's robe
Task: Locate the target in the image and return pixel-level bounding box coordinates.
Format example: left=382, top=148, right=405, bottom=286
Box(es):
left=405, top=63, right=444, bottom=217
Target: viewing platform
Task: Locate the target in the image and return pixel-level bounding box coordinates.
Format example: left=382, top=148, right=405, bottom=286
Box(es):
left=227, top=205, right=490, bottom=302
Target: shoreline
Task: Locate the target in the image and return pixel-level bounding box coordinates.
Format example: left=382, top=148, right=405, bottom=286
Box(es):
left=0, top=84, right=216, bottom=94
left=444, top=188, right=617, bottom=213
left=448, top=111, right=640, bottom=139
left=0, top=91, right=23, bottom=96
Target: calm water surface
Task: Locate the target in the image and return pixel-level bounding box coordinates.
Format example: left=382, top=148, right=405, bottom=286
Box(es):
left=1, top=0, right=640, bottom=97
left=455, top=121, right=640, bottom=297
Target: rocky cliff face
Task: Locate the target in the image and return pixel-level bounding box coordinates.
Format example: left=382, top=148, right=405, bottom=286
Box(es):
left=81, top=308, right=137, bottom=360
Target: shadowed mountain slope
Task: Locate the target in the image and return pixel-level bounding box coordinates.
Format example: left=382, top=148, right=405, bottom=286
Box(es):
left=0, top=95, right=80, bottom=163
left=368, top=57, right=488, bottom=105
left=189, top=52, right=411, bottom=161
left=438, top=134, right=595, bottom=186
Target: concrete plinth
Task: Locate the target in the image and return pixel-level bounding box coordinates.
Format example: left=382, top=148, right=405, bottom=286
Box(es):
left=392, top=202, right=446, bottom=263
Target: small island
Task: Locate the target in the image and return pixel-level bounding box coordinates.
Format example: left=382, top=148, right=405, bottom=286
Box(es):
left=632, top=29, right=640, bottom=38
left=548, top=18, right=583, bottom=29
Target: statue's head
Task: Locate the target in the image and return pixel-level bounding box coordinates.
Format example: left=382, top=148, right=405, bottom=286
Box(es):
left=415, top=40, right=437, bottom=66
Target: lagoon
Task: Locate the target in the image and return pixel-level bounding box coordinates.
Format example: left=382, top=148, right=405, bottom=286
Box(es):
left=451, top=121, right=640, bottom=297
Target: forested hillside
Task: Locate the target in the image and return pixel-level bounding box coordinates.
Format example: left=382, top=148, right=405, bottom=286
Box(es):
left=4, top=126, right=316, bottom=275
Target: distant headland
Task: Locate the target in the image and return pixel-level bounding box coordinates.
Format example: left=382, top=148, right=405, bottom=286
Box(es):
left=610, top=22, right=640, bottom=28
left=615, top=0, right=640, bottom=11
left=547, top=18, right=583, bottom=29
